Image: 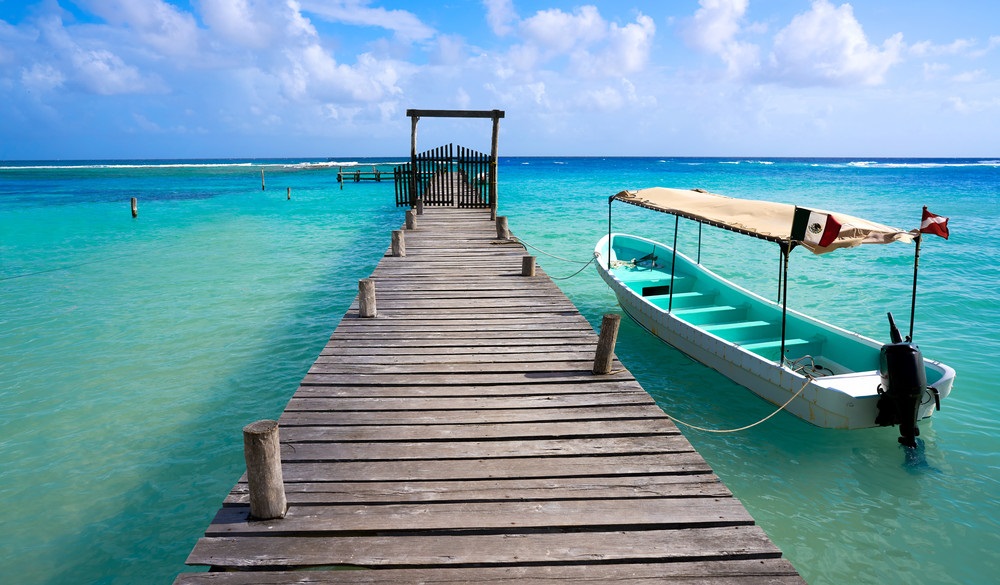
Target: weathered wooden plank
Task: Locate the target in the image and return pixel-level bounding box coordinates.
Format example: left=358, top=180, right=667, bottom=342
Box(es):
left=275, top=435, right=694, bottom=462
left=175, top=560, right=806, bottom=584
left=187, top=526, right=781, bottom=568
left=284, top=392, right=654, bottom=412
left=223, top=474, right=730, bottom=506
left=278, top=419, right=680, bottom=442
left=289, top=380, right=644, bottom=398
left=278, top=405, right=666, bottom=426
left=306, top=360, right=621, bottom=375
left=206, top=497, right=754, bottom=536
left=300, top=371, right=634, bottom=386
left=272, top=453, right=713, bottom=482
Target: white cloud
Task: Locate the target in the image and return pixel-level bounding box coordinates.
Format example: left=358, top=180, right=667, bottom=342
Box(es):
left=683, top=0, right=903, bottom=86
left=768, top=1, right=902, bottom=86
left=21, top=63, right=65, bottom=93
left=298, top=0, right=434, bottom=42
left=484, top=0, right=517, bottom=37
left=199, top=0, right=276, bottom=49
left=504, top=6, right=655, bottom=78
left=77, top=0, right=200, bottom=57
left=909, top=38, right=974, bottom=58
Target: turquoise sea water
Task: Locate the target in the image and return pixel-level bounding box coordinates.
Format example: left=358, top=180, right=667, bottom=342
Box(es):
left=1, top=157, right=997, bottom=584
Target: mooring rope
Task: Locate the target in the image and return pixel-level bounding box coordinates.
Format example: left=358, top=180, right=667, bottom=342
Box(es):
left=513, top=237, right=593, bottom=264
left=661, top=375, right=813, bottom=433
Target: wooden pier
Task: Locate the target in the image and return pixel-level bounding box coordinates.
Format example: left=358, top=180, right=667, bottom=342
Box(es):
left=175, top=205, right=804, bottom=584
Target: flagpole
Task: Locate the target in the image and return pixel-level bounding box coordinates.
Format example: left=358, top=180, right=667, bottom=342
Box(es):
left=908, top=229, right=923, bottom=342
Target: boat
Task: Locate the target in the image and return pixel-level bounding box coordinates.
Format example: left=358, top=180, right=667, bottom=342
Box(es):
left=595, top=187, right=955, bottom=445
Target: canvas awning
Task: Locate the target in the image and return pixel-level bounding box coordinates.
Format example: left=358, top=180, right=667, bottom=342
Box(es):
left=614, top=187, right=914, bottom=254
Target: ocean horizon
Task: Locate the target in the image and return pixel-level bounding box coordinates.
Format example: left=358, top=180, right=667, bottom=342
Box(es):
left=1, top=156, right=997, bottom=584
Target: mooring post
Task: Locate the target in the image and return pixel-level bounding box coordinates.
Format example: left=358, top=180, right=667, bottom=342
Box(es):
left=130, top=197, right=138, bottom=218
left=593, top=313, right=622, bottom=374
left=242, top=420, right=286, bottom=520
left=496, top=216, right=510, bottom=240
left=522, top=255, right=536, bottom=276
left=286, top=187, right=291, bottom=200
left=406, top=209, right=416, bottom=230
left=416, top=198, right=424, bottom=215
left=359, top=278, right=376, bottom=318
left=391, top=230, right=406, bottom=257
left=261, top=169, right=265, bottom=191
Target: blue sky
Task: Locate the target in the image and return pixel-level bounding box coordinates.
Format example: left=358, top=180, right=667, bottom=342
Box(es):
left=0, top=0, right=997, bottom=159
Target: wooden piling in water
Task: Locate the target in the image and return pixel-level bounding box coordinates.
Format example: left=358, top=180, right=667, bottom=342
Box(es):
left=286, top=187, right=291, bottom=200
left=242, top=420, right=286, bottom=520
left=496, top=216, right=510, bottom=240
left=130, top=197, right=137, bottom=218
left=358, top=278, right=376, bottom=318
left=593, top=313, right=622, bottom=374
left=261, top=169, right=265, bottom=191
left=391, top=230, right=405, bottom=257
left=522, top=255, right=536, bottom=276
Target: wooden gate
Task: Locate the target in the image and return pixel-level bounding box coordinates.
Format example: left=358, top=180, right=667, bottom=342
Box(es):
left=394, top=143, right=492, bottom=208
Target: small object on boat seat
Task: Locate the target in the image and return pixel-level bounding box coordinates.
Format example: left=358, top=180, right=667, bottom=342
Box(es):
left=642, top=284, right=671, bottom=296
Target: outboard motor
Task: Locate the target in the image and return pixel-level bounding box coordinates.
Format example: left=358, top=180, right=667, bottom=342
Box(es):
left=875, top=312, right=927, bottom=448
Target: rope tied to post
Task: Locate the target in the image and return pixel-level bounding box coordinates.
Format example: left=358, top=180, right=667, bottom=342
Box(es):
left=660, top=373, right=814, bottom=433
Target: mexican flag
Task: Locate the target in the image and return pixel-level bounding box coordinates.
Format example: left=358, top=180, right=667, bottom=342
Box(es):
left=792, top=207, right=842, bottom=248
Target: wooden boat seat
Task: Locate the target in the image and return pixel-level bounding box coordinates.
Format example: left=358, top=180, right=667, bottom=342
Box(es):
left=671, top=304, right=748, bottom=325
left=703, top=320, right=774, bottom=341
left=645, top=291, right=717, bottom=309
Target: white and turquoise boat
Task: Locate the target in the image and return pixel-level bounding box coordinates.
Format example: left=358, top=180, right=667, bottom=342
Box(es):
left=596, top=187, right=955, bottom=444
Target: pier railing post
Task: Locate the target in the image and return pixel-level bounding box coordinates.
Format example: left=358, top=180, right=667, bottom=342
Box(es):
left=242, top=420, right=286, bottom=520
left=593, top=313, right=621, bottom=374
left=359, top=278, right=377, bottom=318
left=522, top=255, right=536, bottom=276
left=496, top=216, right=510, bottom=240
left=391, top=230, right=406, bottom=257
left=406, top=209, right=417, bottom=230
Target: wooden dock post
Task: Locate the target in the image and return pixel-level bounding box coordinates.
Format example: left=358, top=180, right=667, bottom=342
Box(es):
left=130, top=197, right=137, bottom=218
left=261, top=169, right=265, bottom=191
left=286, top=187, right=291, bottom=200
left=522, top=255, right=536, bottom=276
left=416, top=198, right=424, bottom=215
left=496, top=216, right=510, bottom=240
left=359, top=278, right=376, bottom=318
left=593, top=313, right=622, bottom=374
left=406, top=209, right=417, bottom=230
left=242, top=420, right=286, bottom=520
left=391, top=230, right=406, bottom=257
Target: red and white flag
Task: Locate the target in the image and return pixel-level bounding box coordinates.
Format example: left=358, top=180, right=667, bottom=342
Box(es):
left=920, top=207, right=950, bottom=240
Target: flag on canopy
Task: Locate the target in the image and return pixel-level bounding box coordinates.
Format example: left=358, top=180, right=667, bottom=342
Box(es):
left=792, top=207, right=842, bottom=248
left=920, top=207, right=950, bottom=240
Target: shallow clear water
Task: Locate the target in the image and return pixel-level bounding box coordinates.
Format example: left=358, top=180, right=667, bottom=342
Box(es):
left=1, top=157, right=997, bottom=584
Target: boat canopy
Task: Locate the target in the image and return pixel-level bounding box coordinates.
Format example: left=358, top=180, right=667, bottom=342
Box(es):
left=614, top=187, right=914, bottom=254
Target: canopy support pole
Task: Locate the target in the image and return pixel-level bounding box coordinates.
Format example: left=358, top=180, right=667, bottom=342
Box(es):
left=697, top=222, right=703, bottom=264
left=607, top=196, right=614, bottom=263
left=779, top=243, right=791, bottom=364
left=668, top=215, right=679, bottom=313
left=777, top=247, right=784, bottom=302
left=908, top=233, right=922, bottom=341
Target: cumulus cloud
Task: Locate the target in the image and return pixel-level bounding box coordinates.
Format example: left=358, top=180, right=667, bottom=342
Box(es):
left=684, top=0, right=903, bottom=86
left=683, top=0, right=759, bottom=77
left=34, top=13, right=155, bottom=95
left=299, top=0, right=434, bottom=42
left=484, top=0, right=517, bottom=37
left=506, top=5, right=655, bottom=78
left=199, top=0, right=278, bottom=49
left=769, top=0, right=903, bottom=86
left=77, top=0, right=200, bottom=57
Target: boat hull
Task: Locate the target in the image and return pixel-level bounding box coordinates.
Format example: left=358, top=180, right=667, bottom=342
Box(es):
left=596, top=233, right=955, bottom=430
